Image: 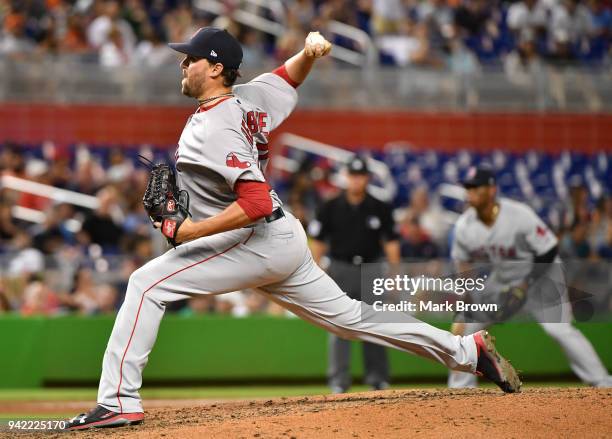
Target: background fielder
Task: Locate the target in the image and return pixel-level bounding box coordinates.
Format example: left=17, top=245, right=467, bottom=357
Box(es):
left=448, top=167, right=612, bottom=389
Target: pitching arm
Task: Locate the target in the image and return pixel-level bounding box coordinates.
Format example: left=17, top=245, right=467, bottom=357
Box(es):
left=280, top=32, right=332, bottom=86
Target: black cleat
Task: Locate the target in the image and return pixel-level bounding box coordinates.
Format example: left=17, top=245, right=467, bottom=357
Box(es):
left=474, top=330, right=521, bottom=393
left=64, top=405, right=144, bottom=430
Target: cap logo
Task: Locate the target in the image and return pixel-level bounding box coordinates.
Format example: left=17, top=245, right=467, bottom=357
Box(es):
left=210, top=50, right=217, bottom=57
left=466, top=167, right=476, bottom=179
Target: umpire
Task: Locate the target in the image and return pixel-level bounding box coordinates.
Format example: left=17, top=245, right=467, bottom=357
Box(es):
left=308, top=156, right=401, bottom=393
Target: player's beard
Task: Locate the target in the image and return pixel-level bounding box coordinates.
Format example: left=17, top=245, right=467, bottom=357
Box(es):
left=181, top=77, right=203, bottom=98
left=181, top=78, right=193, bottom=97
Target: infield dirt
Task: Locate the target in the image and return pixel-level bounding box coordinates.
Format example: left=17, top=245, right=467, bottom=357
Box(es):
left=3, top=387, right=611, bottom=438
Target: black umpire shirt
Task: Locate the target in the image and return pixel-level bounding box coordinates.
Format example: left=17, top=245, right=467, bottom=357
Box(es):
left=309, top=192, right=399, bottom=264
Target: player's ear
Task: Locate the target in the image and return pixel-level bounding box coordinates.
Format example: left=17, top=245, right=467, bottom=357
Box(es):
left=209, top=62, right=224, bottom=79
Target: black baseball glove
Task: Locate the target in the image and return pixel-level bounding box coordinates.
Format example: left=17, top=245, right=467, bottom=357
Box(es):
left=457, top=285, right=528, bottom=324
left=141, top=159, right=191, bottom=247
left=492, top=285, right=528, bottom=322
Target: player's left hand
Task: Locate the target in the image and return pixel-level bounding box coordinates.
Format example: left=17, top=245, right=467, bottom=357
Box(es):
left=153, top=217, right=194, bottom=245
left=304, top=31, right=332, bottom=58
left=175, top=217, right=196, bottom=244
left=172, top=217, right=194, bottom=245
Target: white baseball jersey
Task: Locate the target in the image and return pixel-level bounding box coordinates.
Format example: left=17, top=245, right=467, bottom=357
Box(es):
left=452, top=198, right=558, bottom=285
left=175, top=72, right=297, bottom=220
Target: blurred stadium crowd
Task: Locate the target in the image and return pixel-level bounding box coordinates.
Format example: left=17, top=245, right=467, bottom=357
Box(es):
left=0, top=143, right=293, bottom=317
left=0, top=0, right=610, bottom=317
left=1, top=142, right=611, bottom=316
left=0, top=0, right=610, bottom=68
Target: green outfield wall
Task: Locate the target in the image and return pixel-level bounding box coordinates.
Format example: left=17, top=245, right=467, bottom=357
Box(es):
left=1, top=315, right=610, bottom=388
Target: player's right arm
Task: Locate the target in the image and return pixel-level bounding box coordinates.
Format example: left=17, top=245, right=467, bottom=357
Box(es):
left=233, top=32, right=331, bottom=132
left=281, top=31, right=332, bottom=85
left=520, top=204, right=559, bottom=286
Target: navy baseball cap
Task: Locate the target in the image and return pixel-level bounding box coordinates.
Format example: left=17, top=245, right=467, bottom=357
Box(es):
left=169, top=27, right=243, bottom=69
left=462, top=166, right=496, bottom=188
left=347, top=156, right=369, bottom=175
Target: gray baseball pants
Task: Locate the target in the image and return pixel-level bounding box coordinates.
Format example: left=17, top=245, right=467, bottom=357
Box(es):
left=97, top=212, right=478, bottom=413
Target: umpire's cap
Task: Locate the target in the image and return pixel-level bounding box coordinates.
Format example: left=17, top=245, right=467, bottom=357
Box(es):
left=347, top=156, right=369, bottom=175
left=169, top=27, right=243, bottom=69
left=462, top=166, right=496, bottom=188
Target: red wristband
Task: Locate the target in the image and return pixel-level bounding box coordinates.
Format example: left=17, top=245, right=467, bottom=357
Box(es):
left=272, top=64, right=300, bottom=88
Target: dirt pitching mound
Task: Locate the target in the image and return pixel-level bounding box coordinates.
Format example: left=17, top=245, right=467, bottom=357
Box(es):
left=6, top=388, right=611, bottom=438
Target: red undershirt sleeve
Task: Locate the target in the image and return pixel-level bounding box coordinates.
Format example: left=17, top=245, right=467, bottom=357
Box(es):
left=235, top=180, right=273, bottom=221
left=272, top=64, right=300, bottom=88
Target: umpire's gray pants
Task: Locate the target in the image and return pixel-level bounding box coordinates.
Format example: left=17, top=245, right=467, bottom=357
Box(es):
left=327, top=260, right=389, bottom=390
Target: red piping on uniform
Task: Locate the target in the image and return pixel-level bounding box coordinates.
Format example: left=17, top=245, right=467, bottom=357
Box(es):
left=196, top=96, right=232, bottom=113
left=116, top=239, right=244, bottom=413
left=272, top=65, right=300, bottom=88
left=243, top=228, right=255, bottom=245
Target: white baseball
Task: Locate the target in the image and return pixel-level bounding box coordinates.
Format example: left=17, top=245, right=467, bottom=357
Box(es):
left=305, top=32, right=332, bottom=58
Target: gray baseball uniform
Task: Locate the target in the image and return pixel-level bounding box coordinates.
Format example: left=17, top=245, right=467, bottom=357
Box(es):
left=449, top=198, right=612, bottom=388
left=97, top=71, right=480, bottom=414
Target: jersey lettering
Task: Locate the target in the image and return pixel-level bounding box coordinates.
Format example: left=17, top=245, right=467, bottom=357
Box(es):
left=247, top=111, right=258, bottom=133
left=244, top=111, right=269, bottom=136
left=258, top=112, right=268, bottom=135
left=471, top=245, right=517, bottom=260
left=241, top=119, right=254, bottom=145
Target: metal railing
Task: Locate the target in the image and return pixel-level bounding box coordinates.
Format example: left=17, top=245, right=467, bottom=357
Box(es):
left=195, top=0, right=286, bottom=39
left=194, top=0, right=378, bottom=66
left=1, top=175, right=99, bottom=226
left=1, top=175, right=99, bottom=210
left=1, top=58, right=609, bottom=111
left=274, top=133, right=397, bottom=202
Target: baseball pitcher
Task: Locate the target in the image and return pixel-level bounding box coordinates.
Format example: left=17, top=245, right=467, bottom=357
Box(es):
left=65, top=28, right=520, bottom=430
left=448, top=167, right=612, bottom=389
